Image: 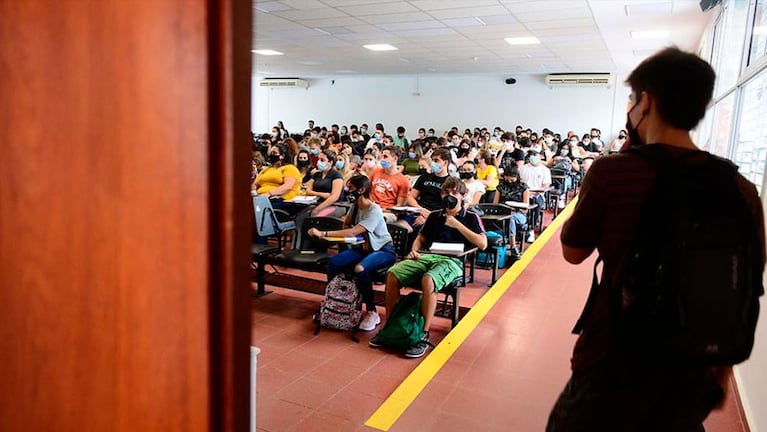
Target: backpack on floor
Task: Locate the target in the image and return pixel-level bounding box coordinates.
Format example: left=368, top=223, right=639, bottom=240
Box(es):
left=374, top=292, right=424, bottom=351
left=573, top=145, right=763, bottom=366
left=314, top=273, right=363, bottom=340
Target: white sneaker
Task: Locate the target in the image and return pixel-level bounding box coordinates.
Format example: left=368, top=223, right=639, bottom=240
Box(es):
left=526, top=232, right=535, bottom=243
left=359, top=311, right=381, bottom=331
left=558, top=198, right=566, bottom=209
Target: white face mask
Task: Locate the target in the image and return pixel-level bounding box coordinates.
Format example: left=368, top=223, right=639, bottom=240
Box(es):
left=365, top=160, right=375, bottom=169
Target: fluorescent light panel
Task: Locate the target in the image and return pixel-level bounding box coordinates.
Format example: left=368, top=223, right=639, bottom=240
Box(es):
left=363, top=44, right=398, bottom=51
left=252, top=49, right=284, bottom=56
left=630, top=30, right=670, bottom=40
left=504, top=36, right=540, bottom=45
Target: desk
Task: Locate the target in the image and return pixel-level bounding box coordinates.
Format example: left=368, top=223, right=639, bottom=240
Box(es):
left=287, top=195, right=319, bottom=205
left=479, top=214, right=513, bottom=285
left=505, top=201, right=538, bottom=211
left=389, top=206, right=423, bottom=214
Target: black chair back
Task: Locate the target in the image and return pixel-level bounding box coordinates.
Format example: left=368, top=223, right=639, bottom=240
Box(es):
left=297, top=217, right=344, bottom=251
left=387, top=223, right=410, bottom=258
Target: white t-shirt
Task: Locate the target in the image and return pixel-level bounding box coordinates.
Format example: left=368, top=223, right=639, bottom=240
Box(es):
left=463, top=180, right=486, bottom=206
left=519, top=163, right=552, bottom=190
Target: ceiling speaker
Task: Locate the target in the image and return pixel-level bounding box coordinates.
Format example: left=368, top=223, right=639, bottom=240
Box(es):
left=505, top=78, right=516, bottom=85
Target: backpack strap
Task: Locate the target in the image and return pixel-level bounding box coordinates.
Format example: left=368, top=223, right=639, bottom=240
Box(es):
left=572, top=256, right=603, bottom=334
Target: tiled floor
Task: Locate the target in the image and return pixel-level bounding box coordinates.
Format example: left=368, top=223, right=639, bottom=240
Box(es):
left=252, top=209, right=749, bottom=432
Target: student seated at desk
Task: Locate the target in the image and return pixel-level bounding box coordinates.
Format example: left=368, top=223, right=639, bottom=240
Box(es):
left=307, top=175, right=396, bottom=332
left=372, top=177, right=487, bottom=358
left=401, top=147, right=452, bottom=229
left=494, top=165, right=529, bottom=257
left=304, top=149, right=344, bottom=217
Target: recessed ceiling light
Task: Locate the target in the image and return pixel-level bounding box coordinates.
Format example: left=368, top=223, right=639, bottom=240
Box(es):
left=630, top=30, right=670, bottom=40
left=504, top=37, right=540, bottom=46
left=363, top=44, right=398, bottom=51
left=252, top=49, right=284, bottom=56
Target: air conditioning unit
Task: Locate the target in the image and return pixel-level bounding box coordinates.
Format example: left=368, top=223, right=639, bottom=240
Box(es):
left=545, top=73, right=612, bottom=87
left=259, top=78, right=309, bottom=89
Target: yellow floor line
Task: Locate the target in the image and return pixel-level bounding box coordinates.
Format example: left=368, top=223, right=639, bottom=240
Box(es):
left=365, top=198, right=578, bottom=431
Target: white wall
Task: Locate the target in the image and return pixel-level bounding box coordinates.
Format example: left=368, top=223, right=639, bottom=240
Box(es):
left=252, top=74, right=630, bottom=141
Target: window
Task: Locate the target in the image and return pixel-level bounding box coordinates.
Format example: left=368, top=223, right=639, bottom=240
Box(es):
left=747, top=0, right=767, bottom=67
left=709, top=92, right=736, bottom=158
left=733, top=68, right=767, bottom=192
left=714, top=0, right=750, bottom=96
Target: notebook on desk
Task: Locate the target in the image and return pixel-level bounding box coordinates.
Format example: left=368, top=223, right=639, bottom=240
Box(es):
left=291, top=195, right=319, bottom=204
left=428, top=242, right=464, bottom=254
left=389, top=206, right=422, bottom=213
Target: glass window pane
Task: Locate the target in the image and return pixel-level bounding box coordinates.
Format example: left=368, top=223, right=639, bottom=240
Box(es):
left=710, top=92, right=736, bottom=158
left=748, top=0, right=767, bottom=67
left=715, top=0, right=750, bottom=96
left=733, top=68, right=767, bottom=193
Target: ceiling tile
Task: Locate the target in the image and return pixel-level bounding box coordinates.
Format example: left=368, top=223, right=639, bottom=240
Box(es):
left=378, top=20, right=445, bottom=31
left=357, top=11, right=435, bottom=24
left=478, top=14, right=519, bottom=25
left=272, top=7, right=347, bottom=20
left=409, top=0, right=500, bottom=10
left=300, top=16, right=368, bottom=27
left=339, top=2, right=419, bottom=16
left=439, top=17, right=484, bottom=28
left=391, top=28, right=459, bottom=38
left=427, top=5, right=512, bottom=20
left=254, top=1, right=295, bottom=13
left=277, top=0, right=328, bottom=10
left=501, top=0, right=587, bottom=13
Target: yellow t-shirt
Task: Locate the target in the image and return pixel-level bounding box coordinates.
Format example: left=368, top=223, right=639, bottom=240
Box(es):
left=255, top=164, right=302, bottom=200
left=476, top=164, right=499, bottom=191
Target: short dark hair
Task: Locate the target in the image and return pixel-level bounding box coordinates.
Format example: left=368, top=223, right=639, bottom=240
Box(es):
left=625, top=46, right=715, bottom=130
left=431, top=147, right=451, bottom=162
left=442, top=177, right=467, bottom=195
left=347, top=174, right=371, bottom=198
left=501, top=131, right=516, bottom=142
left=397, top=126, right=405, bottom=133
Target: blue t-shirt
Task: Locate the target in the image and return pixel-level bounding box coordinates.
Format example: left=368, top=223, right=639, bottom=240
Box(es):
left=418, top=208, right=485, bottom=250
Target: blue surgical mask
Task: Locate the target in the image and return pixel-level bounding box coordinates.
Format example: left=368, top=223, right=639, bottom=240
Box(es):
left=529, top=156, right=540, bottom=165
left=374, top=133, right=381, bottom=140
left=408, top=152, right=417, bottom=159
left=316, top=161, right=328, bottom=171
left=361, top=128, right=367, bottom=134
left=335, top=160, right=345, bottom=170
left=340, top=128, right=347, bottom=134
left=430, top=162, right=442, bottom=174
left=310, top=148, right=319, bottom=155
left=380, top=160, right=392, bottom=169
left=560, top=149, right=569, bottom=156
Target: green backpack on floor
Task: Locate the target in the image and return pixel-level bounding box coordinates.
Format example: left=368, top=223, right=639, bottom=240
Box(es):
left=375, top=292, right=424, bottom=351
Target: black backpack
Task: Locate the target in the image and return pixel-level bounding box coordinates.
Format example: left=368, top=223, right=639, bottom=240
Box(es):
left=573, top=145, right=763, bottom=366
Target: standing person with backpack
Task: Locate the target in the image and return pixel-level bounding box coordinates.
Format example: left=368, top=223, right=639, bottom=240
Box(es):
left=547, top=47, right=765, bottom=432
left=307, top=175, right=396, bottom=331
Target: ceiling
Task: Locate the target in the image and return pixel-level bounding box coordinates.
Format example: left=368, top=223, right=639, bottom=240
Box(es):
left=253, top=0, right=714, bottom=78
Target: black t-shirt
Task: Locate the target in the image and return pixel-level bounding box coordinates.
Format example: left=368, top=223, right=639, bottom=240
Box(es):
left=419, top=208, right=485, bottom=250
left=311, top=169, right=343, bottom=194
left=413, top=173, right=448, bottom=210
left=497, top=181, right=528, bottom=203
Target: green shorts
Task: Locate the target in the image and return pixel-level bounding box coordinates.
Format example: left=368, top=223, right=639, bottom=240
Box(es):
left=388, top=254, right=463, bottom=292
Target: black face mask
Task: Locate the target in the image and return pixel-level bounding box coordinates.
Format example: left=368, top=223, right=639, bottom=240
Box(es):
left=297, top=159, right=310, bottom=167
left=347, top=190, right=360, bottom=203
left=626, top=95, right=645, bottom=146
left=418, top=168, right=428, bottom=175
left=443, top=195, right=459, bottom=211
left=268, top=154, right=281, bottom=164
left=459, top=172, right=474, bottom=180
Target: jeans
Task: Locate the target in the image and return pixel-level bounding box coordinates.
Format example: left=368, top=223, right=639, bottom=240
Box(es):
left=511, top=211, right=527, bottom=237
left=327, top=243, right=397, bottom=310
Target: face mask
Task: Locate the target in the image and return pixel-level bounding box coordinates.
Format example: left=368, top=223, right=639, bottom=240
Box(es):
left=430, top=162, right=442, bottom=174
left=428, top=132, right=434, bottom=137
left=268, top=154, right=281, bottom=164
left=340, top=128, right=347, bottom=134
left=569, top=140, right=578, bottom=146
left=335, top=161, right=345, bottom=170
left=380, top=160, right=392, bottom=170
left=311, top=133, right=318, bottom=138
left=459, top=172, right=474, bottom=180
left=544, top=137, right=553, bottom=144
left=297, top=159, right=310, bottom=167
left=582, top=141, right=590, bottom=146
left=443, top=194, right=459, bottom=211
left=361, top=128, right=367, bottom=134
left=408, top=152, right=417, bottom=159
left=347, top=190, right=360, bottom=203
left=560, top=149, right=569, bottom=156
left=529, top=156, right=540, bottom=165
left=461, top=145, right=470, bottom=150
left=316, top=161, right=328, bottom=171
left=626, top=97, right=645, bottom=146
left=374, top=133, right=381, bottom=140
left=365, top=160, right=375, bottom=169
left=310, top=148, right=319, bottom=155
left=418, top=168, right=428, bottom=175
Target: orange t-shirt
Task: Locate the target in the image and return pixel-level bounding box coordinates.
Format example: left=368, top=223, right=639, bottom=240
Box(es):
left=369, top=167, right=410, bottom=211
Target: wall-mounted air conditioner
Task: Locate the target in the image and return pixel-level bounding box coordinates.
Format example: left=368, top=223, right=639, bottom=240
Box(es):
left=259, top=78, right=309, bottom=89
left=545, top=73, right=612, bottom=87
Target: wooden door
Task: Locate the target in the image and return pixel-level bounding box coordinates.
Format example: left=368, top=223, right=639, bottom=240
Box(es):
left=0, top=1, right=252, bottom=430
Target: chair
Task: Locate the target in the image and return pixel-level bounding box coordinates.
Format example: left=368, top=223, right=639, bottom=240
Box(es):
left=270, top=216, right=344, bottom=273
left=252, top=243, right=279, bottom=296
left=371, top=223, right=411, bottom=285
left=253, top=193, right=296, bottom=249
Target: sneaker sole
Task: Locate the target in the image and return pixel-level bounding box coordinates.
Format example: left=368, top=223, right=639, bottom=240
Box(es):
left=359, top=315, right=381, bottom=332
left=404, top=349, right=427, bottom=358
